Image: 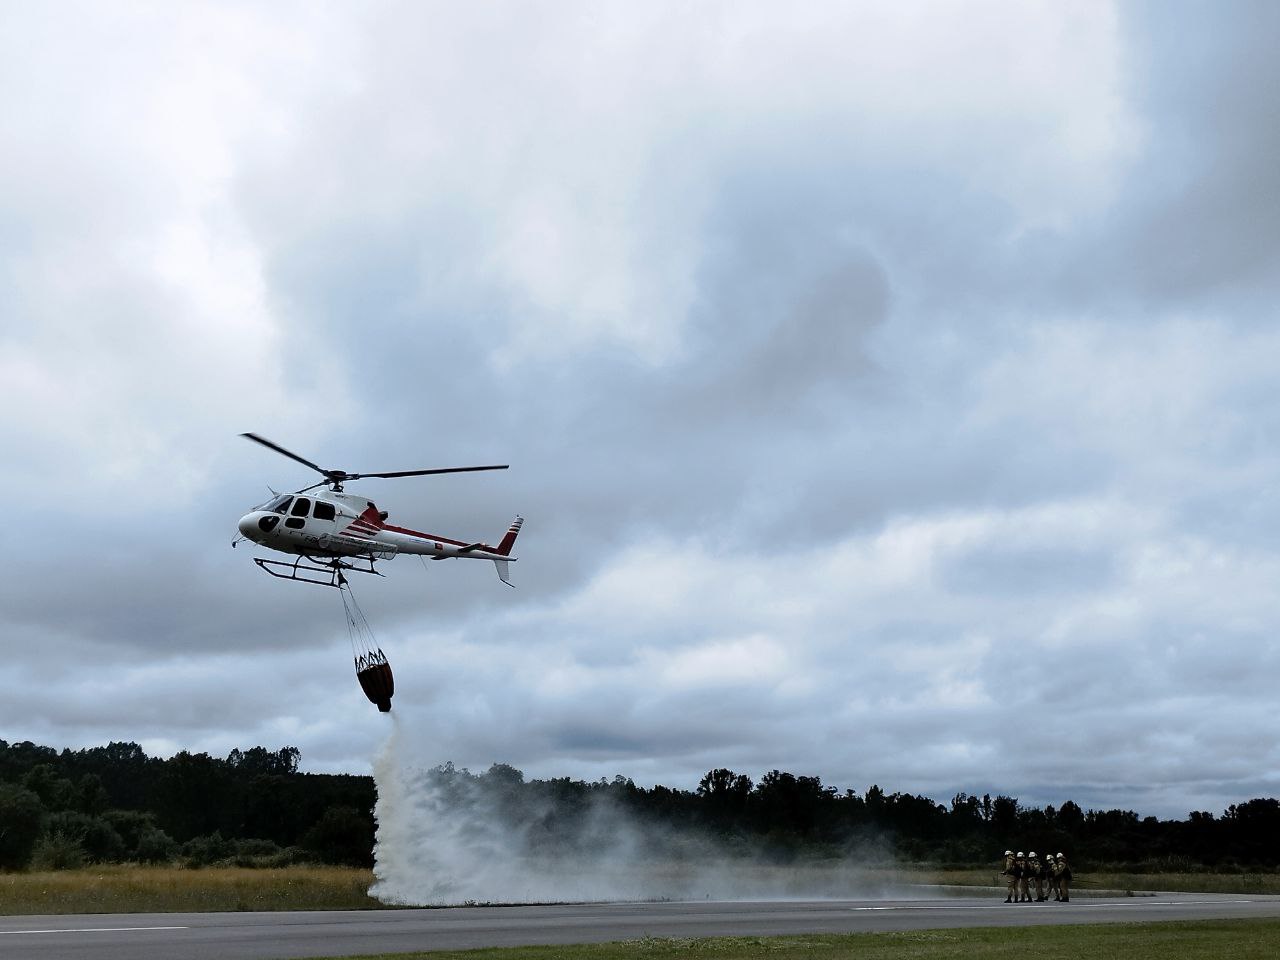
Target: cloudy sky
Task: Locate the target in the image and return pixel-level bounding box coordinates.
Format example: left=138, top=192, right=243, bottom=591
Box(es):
left=2, top=0, right=1278, bottom=820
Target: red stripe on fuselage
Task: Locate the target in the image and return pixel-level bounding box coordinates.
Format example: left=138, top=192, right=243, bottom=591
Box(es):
left=381, top=523, right=471, bottom=548
left=341, top=505, right=384, bottom=540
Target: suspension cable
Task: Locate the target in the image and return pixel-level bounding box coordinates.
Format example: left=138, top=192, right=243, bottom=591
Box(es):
left=339, top=576, right=381, bottom=669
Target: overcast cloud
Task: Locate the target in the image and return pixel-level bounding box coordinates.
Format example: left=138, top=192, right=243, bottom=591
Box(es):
left=2, top=0, right=1278, bottom=819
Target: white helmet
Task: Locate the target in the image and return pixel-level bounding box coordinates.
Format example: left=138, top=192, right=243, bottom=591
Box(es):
left=1004, top=849, right=1012, bottom=856
left=1016, top=851, right=1024, bottom=857
left=1029, top=851, right=1037, bottom=858
left=1057, top=852, right=1065, bottom=859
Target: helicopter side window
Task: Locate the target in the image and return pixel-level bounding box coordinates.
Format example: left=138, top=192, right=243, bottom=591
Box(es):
left=290, top=497, right=311, bottom=517
left=267, top=496, right=291, bottom=515
left=313, top=501, right=336, bottom=522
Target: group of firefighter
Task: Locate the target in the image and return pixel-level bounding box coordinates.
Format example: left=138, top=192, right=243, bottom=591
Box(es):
left=1000, top=850, right=1072, bottom=902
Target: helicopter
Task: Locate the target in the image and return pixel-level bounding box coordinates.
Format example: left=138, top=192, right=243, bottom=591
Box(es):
left=234, top=432, right=523, bottom=588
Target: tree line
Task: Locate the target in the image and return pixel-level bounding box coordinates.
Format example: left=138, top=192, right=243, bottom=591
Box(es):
left=1, top=739, right=1277, bottom=872
left=0, top=740, right=372, bottom=870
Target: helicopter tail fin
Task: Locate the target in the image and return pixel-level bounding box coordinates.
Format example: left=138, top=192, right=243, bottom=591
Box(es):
left=492, top=516, right=522, bottom=588
left=497, top=516, right=524, bottom=557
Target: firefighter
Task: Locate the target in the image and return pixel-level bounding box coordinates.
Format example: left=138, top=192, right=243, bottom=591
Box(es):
left=1001, top=849, right=1017, bottom=902
left=1027, top=851, right=1045, bottom=901
left=1054, top=852, right=1072, bottom=901
left=1015, top=851, right=1030, bottom=902
left=1046, top=853, right=1061, bottom=901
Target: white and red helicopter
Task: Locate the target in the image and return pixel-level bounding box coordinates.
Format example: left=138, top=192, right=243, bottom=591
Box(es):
left=234, top=432, right=522, bottom=589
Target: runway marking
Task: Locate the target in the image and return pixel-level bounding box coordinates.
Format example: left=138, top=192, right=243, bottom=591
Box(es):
left=2, top=926, right=188, bottom=935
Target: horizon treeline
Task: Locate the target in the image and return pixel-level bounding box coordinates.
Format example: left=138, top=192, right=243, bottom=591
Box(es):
left=1, top=739, right=1277, bottom=873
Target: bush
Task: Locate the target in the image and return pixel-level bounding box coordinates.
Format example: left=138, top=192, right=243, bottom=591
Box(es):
left=104, top=810, right=159, bottom=854
left=43, top=811, right=125, bottom=862
left=182, top=831, right=235, bottom=868
left=30, top=832, right=85, bottom=871
left=101, top=810, right=179, bottom=864
left=135, top=827, right=178, bottom=864
left=235, top=837, right=281, bottom=857
left=232, top=837, right=283, bottom=867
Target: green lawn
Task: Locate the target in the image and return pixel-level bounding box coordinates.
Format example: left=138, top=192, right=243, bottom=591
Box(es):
left=319, top=919, right=1280, bottom=960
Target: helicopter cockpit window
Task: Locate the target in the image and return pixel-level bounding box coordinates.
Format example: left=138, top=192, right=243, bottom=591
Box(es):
left=291, top=497, right=311, bottom=517
left=267, top=495, right=291, bottom=515
left=313, top=501, right=336, bottom=522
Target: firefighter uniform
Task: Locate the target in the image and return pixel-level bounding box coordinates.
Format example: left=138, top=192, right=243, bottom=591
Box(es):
left=1001, top=850, right=1017, bottom=902
left=1054, top=853, right=1072, bottom=901
left=1028, top=852, right=1044, bottom=901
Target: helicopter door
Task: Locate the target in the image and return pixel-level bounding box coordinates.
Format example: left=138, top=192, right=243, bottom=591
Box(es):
left=284, top=497, right=311, bottom=529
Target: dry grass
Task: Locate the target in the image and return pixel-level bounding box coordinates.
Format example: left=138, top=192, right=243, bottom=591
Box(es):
left=0, top=864, right=379, bottom=915
left=4, top=862, right=1280, bottom=916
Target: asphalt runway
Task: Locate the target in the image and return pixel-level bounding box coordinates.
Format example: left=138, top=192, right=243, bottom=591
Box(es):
left=3, top=892, right=1279, bottom=960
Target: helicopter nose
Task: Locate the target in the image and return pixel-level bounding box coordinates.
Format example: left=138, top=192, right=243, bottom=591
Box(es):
left=238, top=513, right=264, bottom=540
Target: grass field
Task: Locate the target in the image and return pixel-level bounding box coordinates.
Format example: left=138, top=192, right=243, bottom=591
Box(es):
left=918, top=867, right=1280, bottom=896
left=0, top=864, right=380, bottom=914
left=4, top=863, right=1280, bottom=915
left=317, top=919, right=1280, bottom=960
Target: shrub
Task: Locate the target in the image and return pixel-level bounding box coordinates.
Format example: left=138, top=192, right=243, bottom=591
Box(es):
left=104, top=810, right=160, bottom=854
left=235, top=837, right=281, bottom=857
left=135, top=827, right=178, bottom=864
left=44, top=811, right=125, bottom=862
left=182, top=831, right=235, bottom=868
left=232, top=837, right=283, bottom=867
left=30, top=832, right=85, bottom=870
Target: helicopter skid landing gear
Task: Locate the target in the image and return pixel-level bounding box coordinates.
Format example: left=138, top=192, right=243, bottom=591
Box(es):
left=252, top=555, right=383, bottom=588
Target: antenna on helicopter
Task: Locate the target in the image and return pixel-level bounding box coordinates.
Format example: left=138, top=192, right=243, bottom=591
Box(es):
left=240, top=432, right=508, bottom=492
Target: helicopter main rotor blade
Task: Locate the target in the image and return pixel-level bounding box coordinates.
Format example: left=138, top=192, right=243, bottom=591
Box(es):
left=242, top=432, right=508, bottom=484
left=351, top=465, right=509, bottom=480
left=241, top=433, right=330, bottom=477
